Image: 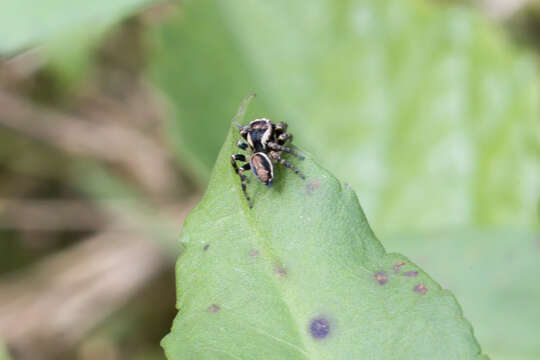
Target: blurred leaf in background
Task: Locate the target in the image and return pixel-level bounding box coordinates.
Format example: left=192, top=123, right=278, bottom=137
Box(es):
left=0, top=0, right=160, bottom=89
left=148, top=2, right=265, bottom=182
left=149, top=0, right=539, bottom=235
left=0, top=0, right=158, bottom=54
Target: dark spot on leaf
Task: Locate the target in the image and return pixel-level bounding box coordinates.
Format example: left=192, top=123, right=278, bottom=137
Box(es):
left=343, top=182, right=350, bottom=189
left=404, top=271, right=418, bottom=277
left=414, top=284, right=427, bottom=294
left=309, top=317, right=330, bottom=339
left=306, top=180, right=320, bottom=195
left=203, top=244, right=210, bottom=251
left=374, top=271, right=388, bottom=285
left=249, top=249, right=259, bottom=257
left=207, top=304, right=220, bottom=313
left=393, top=261, right=406, bottom=272
left=274, top=265, right=287, bottom=278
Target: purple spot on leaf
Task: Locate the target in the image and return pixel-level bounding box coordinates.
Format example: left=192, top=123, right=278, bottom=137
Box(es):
left=393, top=261, right=406, bottom=272
left=404, top=271, right=418, bottom=277
left=310, top=317, right=330, bottom=339
left=375, top=271, right=388, bottom=285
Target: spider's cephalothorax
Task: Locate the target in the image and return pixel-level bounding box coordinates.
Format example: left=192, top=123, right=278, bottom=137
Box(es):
left=231, top=118, right=305, bottom=208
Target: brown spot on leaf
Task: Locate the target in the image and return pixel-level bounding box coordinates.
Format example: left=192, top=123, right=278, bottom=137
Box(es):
left=207, top=304, right=220, bottom=313
left=404, top=271, right=418, bottom=277
left=274, top=265, right=287, bottom=278
left=203, top=244, right=210, bottom=251
left=374, top=271, right=388, bottom=285
left=306, top=180, right=320, bottom=195
left=414, top=284, right=427, bottom=294
left=249, top=249, right=259, bottom=257
left=393, top=261, right=406, bottom=273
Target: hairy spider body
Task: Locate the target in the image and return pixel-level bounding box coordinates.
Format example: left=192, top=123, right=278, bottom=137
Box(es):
left=231, top=118, right=304, bottom=208
left=246, top=119, right=272, bottom=152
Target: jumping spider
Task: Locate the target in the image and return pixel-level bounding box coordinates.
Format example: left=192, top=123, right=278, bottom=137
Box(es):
left=231, top=118, right=305, bottom=208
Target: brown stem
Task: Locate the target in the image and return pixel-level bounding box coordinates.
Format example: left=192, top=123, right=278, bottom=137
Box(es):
left=0, top=89, right=176, bottom=196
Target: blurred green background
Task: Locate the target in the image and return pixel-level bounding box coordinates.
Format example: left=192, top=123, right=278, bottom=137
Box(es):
left=0, top=0, right=538, bottom=359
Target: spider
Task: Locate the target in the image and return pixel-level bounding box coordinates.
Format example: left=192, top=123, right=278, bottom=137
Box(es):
left=231, top=118, right=305, bottom=208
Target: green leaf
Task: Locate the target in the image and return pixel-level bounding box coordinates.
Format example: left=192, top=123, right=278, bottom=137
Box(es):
left=162, top=100, right=487, bottom=359
left=149, top=0, right=540, bottom=234
left=384, top=229, right=540, bottom=360
left=0, top=0, right=158, bottom=54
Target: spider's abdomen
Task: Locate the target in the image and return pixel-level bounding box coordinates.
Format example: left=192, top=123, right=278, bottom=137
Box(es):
left=250, top=153, right=274, bottom=186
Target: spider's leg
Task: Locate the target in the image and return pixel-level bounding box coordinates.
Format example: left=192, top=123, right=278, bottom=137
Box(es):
left=235, top=141, right=251, bottom=182
left=231, top=154, right=253, bottom=208
left=268, top=142, right=305, bottom=160
left=274, top=121, right=288, bottom=134
left=273, top=152, right=305, bottom=180
left=237, top=140, right=249, bottom=151
left=241, top=163, right=251, bottom=183
left=277, top=133, right=292, bottom=145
